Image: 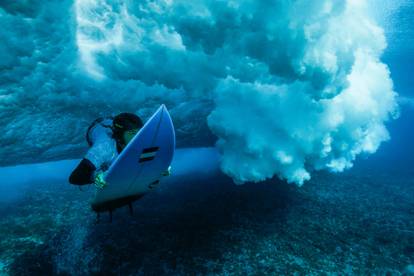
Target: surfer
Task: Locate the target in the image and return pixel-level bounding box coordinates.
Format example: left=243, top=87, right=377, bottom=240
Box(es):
left=69, top=113, right=143, bottom=187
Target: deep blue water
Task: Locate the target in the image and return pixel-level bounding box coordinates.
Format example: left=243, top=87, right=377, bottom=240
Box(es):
left=360, top=52, right=414, bottom=170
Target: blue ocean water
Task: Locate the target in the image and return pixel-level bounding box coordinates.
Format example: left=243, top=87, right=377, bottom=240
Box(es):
left=0, top=1, right=414, bottom=274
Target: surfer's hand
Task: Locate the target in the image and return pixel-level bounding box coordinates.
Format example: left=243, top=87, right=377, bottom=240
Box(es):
left=162, top=166, right=171, bottom=176
left=94, top=171, right=107, bottom=189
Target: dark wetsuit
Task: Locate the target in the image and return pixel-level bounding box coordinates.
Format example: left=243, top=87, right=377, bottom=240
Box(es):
left=69, top=158, right=97, bottom=185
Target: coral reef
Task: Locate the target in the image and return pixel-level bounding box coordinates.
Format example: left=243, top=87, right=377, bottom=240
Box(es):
left=1, top=166, right=413, bottom=274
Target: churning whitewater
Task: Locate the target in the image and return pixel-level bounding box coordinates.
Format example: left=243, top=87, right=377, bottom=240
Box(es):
left=0, top=0, right=398, bottom=185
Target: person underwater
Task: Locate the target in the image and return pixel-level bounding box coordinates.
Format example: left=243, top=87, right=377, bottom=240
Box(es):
left=69, top=113, right=143, bottom=188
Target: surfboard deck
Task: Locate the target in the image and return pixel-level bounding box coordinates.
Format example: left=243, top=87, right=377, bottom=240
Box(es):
left=91, top=104, right=175, bottom=212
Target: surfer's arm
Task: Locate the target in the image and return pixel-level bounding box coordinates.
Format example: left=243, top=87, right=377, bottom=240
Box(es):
left=69, top=158, right=96, bottom=185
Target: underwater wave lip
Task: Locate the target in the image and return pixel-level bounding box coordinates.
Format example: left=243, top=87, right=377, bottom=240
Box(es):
left=0, top=0, right=403, bottom=185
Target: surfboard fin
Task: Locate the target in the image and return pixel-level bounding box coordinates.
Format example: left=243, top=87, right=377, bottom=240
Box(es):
left=128, top=203, right=134, bottom=216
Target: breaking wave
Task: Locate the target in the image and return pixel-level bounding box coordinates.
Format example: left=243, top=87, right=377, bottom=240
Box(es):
left=0, top=0, right=398, bottom=185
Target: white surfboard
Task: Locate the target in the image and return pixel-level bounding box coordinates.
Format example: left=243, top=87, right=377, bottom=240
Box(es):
left=91, top=105, right=175, bottom=212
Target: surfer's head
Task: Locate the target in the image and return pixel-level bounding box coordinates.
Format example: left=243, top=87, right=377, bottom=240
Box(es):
left=112, top=112, right=143, bottom=150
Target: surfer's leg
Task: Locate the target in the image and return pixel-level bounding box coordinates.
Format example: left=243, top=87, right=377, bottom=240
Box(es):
left=69, top=158, right=96, bottom=185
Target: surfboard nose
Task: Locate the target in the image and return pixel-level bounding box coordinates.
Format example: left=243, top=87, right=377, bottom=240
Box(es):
left=154, top=104, right=168, bottom=116
left=160, top=104, right=168, bottom=112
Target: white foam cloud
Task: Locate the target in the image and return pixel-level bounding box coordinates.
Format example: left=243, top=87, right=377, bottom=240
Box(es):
left=204, top=0, right=398, bottom=185
left=0, top=0, right=398, bottom=185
